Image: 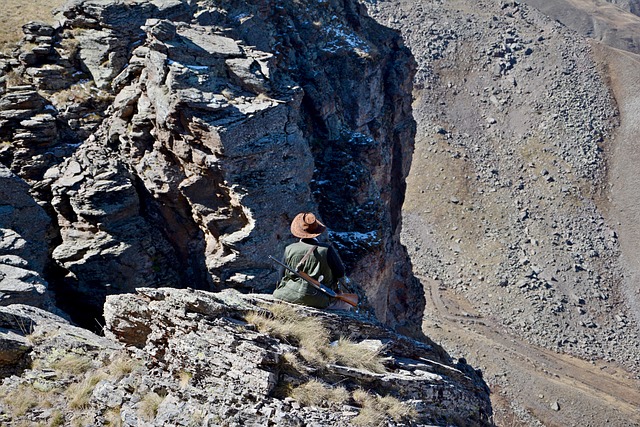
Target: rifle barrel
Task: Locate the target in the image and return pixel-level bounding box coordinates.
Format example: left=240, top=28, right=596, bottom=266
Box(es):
left=268, top=255, right=358, bottom=307
left=269, top=255, right=337, bottom=297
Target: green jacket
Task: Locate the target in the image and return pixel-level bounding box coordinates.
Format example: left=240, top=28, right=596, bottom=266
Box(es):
left=273, top=239, right=344, bottom=308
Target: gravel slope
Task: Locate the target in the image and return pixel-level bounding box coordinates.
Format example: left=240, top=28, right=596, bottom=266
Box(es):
left=366, top=0, right=640, bottom=425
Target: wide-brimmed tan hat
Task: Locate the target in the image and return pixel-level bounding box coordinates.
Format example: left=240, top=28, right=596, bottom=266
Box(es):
left=291, top=212, right=326, bottom=238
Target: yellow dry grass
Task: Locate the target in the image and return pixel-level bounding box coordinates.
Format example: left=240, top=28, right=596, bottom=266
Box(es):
left=245, top=302, right=387, bottom=371
left=50, top=353, right=93, bottom=375
left=138, top=392, right=164, bottom=421
left=67, top=371, right=108, bottom=409
left=352, top=389, right=417, bottom=426
left=290, top=380, right=349, bottom=408
left=330, top=337, right=386, bottom=373
left=0, top=0, right=66, bottom=50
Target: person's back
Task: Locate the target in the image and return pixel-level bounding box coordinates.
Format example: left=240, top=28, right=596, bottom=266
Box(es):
left=273, top=213, right=346, bottom=309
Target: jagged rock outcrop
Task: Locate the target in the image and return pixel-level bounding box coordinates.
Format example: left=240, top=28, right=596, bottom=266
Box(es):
left=0, top=289, right=492, bottom=426
left=0, top=0, right=422, bottom=332
left=0, top=165, right=53, bottom=308
left=0, top=303, right=116, bottom=378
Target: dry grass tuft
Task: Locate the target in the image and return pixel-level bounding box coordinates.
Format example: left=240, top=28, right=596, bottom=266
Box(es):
left=107, top=355, right=140, bottom=380
left=138, top=392, right=164, bottom=421
left=104, top=407, right=123, bottom=427
left=70, top=414, right=93, bottom=427
left=50, top=353, right=93, bottom=375
left=48, top=410, right=65, bottom=427
left=281, top=351, right=306, bottom=374
left=352, top=389, right=417, bottom=426
left=290, top=380, right=350, bottom=408
left=178, top=370, right=192, bottom=388
left=67, top=371, right=108, bottom=409
left=247, top=303, right=388, bottom=373
left=2, top=383, right=42, bottom=416
left=328, top=337, right=386, bottom=373
left=246, top=303, right=330, bottom=365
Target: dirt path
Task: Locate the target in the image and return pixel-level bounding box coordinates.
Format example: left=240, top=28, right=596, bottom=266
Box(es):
left=419, top=275, right=640, bottom=426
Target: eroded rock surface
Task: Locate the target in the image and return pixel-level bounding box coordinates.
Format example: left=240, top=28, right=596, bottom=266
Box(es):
left=0, top=289, right=491, bottom=426
left=0, top=165, right=52, bottom=308
left=0, top=0, right=422, bottom=332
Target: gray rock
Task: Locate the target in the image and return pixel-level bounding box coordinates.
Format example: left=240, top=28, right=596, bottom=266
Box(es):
left=0, top=165, right=52, bottom=308
left=101, top=287, right=492, bottom=425
left=0, top=329, right=31, bottom=377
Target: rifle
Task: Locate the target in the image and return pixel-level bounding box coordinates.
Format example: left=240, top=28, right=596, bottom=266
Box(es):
left=268, top=255, right=359, bottom=307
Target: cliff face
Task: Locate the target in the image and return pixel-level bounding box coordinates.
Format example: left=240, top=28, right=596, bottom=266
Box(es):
left=0, top=0, right=422, bottom=330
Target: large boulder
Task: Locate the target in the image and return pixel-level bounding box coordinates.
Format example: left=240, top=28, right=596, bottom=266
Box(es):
left=103, top=287, right=493, bottom=426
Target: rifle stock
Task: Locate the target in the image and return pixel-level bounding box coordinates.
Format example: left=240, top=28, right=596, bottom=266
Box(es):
left=269, top=255, right=359, bottom=307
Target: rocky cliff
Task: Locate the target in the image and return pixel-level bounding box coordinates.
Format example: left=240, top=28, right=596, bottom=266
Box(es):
left=0, top=288, right=492, bottom=426
left=0, top=0, right=422, bottom=332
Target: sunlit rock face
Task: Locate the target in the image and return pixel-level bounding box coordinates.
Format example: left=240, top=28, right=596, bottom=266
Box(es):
left=0, top=0, right=422, bottom=331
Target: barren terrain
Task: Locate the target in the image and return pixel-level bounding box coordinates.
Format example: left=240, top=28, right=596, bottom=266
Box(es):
left=422, top=275, right=640, bottom=426
left=367, top=0, right=640, bottom=425
left=0, top=0, right=65, bottom=49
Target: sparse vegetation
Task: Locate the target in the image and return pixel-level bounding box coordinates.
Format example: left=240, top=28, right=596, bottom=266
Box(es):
left=289, top=381, right=417, bottom=425
left=290, top=380, right=349, bottom=408
left=178, top=370, right=193, bottom=388
left=50, top=353, right=93, bottom=375
left=138, top=391, right=164, bottom=421
left=245, top=302, right=387, bottom=371
left=0, top=0, right=66, bottom=51
left=48, top=80, right=112, bottom=108
left=48, top=410, right=65, bottom=427
left=107, top=354, right=140, bottom=380
left=3, top=383, right=42, bottom=416
left=188, top=409, right=205, bottom=426
left=329, top=337, right=386, bottom=373
left=0, top=349, right=145, bottom=424
left=352, top=389, right=417, bottom=426
left=246, top=302, right=330, bottom=364
left=67, top=371, right=108, bottom=409
left=104, top=407, right=123, bottom=427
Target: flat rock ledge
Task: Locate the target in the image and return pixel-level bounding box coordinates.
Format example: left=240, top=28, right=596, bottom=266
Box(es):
left=0, top=288, right=491, bottom=426
left=104, top=287, right=492, bottom=426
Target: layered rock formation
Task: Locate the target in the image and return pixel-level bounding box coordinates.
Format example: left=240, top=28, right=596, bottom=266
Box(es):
left=0, top=165, right=53, bottom=309
left=0, top=289, right=492, bottom=426
left=0, top=0, right=422, bottom=331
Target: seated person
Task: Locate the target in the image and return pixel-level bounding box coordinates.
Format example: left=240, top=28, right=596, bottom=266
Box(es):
left=273, top=212, right=350, bottom=310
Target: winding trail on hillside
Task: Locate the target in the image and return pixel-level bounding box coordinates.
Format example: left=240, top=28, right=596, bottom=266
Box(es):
left=419, top=275, right=640, bottom=426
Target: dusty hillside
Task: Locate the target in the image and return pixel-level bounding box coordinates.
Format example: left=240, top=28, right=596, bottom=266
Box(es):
left=366, top=0, right=640, bottom=426
left=0, top=0, right=65, bottom=49
left=520, top=0, right=640, bottom=53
